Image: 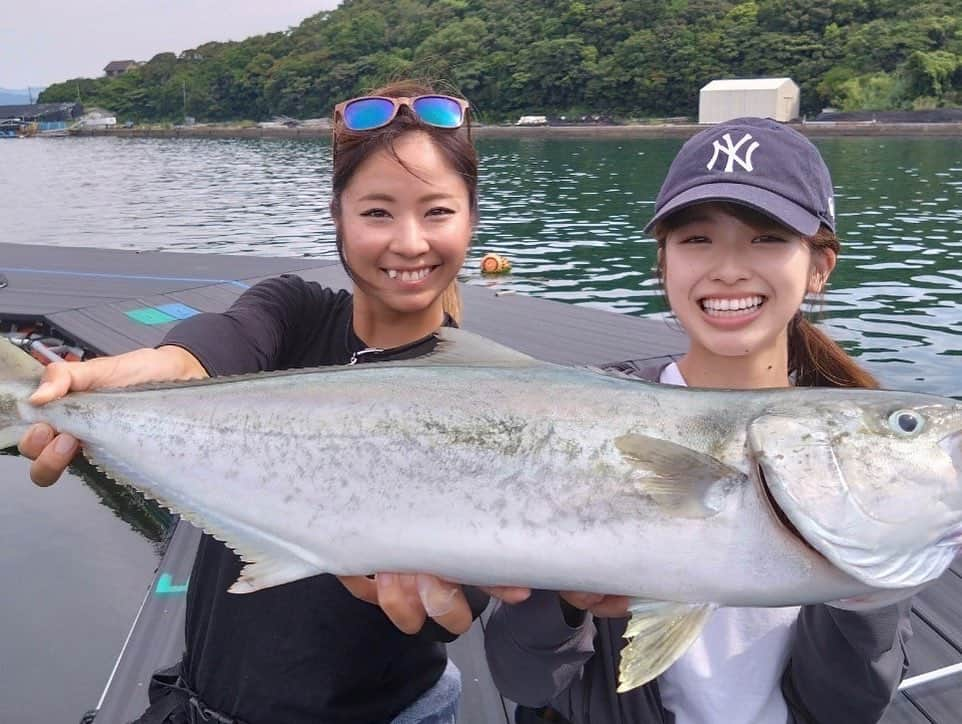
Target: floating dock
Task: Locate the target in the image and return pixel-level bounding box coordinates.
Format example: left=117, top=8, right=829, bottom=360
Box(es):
left=1, top=241, right=959, bottom=723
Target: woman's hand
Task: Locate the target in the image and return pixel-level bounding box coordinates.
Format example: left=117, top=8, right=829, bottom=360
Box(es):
left=560, top=591, right=632, bottom=619
left=338, top=574, right=531, bottom=635
left=17, top=345, right=207, bottom=486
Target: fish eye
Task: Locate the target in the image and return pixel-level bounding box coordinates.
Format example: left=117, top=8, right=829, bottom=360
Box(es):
left=888, top=409, right=925, bottom=436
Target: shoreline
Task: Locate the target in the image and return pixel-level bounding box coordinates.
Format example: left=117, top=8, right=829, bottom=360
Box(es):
left=71, top=121, right=962, bottom=141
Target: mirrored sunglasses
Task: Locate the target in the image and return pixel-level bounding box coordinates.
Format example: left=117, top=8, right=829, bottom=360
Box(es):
left=333, top=95, right=469, bottom=132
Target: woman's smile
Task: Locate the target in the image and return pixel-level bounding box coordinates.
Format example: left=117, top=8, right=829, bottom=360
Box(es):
left=383, top=265, right=439, bottom=283
left=698, top=294, right=767, bottom=327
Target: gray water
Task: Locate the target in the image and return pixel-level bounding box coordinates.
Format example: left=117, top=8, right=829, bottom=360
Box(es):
left=0, top=134, right=960, bottom=721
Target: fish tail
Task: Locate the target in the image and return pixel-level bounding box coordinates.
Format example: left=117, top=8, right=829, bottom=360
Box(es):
left=0, top=339, right=43, bottom=449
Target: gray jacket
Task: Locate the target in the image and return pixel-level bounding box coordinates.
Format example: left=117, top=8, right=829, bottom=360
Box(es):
left=484, top=361, right=913, bottom=724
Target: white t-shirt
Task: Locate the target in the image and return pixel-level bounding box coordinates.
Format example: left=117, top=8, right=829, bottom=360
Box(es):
left=656, top=362, right=800, bottom=724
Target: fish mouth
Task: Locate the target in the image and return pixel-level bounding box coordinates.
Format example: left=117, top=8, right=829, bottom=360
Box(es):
left=755, top=461, right=818, bottom=554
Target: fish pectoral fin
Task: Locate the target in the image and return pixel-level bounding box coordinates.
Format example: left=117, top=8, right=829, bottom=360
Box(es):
left=615, top=434, right=741, bottom=517
left=618, top=599, right=716, bottom=693
left=231, top=557, right=324, bottom=594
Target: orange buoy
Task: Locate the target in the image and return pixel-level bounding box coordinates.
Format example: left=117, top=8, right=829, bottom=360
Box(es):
left=480, top=253, right=511, bottom=274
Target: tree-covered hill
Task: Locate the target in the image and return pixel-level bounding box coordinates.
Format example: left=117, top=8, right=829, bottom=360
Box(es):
left=39, top=0, right=962, bottom=123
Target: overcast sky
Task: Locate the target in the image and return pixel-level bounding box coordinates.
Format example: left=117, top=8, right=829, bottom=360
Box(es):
left=1, top=1, right=342, bottom=89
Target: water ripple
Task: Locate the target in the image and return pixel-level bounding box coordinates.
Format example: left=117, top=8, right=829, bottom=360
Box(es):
left=1, top=135, right=959, bottom=396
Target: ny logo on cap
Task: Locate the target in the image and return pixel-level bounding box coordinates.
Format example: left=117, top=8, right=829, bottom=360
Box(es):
left=707, top=132, right=760, bottom=173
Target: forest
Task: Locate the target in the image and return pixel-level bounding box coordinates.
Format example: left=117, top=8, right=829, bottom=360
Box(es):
left=39, top=0, right=962, bottom=123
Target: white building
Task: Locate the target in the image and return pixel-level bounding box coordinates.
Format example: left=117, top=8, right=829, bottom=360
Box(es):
left=516, top=115, right=548, bottom=126
left=698, top=78, right=800, bottom=124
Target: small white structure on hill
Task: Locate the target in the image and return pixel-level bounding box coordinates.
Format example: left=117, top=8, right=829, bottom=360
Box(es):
left=699, top=78, right=800, bottom=124
left=516, top=115, right=548, bottom=126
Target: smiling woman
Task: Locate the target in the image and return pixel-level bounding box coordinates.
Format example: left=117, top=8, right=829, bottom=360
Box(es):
left=484, top=117, right=915, bottom=724
left=14, top=79, right=493, bottom=724
left=333, top=129, right=474, bottom=346
left=330, top=86, right=479, bottom=343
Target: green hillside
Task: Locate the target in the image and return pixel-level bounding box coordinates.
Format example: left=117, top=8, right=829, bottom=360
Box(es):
left=39, top=0, right=962, bottom=122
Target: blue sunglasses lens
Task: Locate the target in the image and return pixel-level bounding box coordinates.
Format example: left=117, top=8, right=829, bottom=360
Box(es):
left=343, top=98, right=395, bottom=131
left=412, top=96, right=464, bottom=128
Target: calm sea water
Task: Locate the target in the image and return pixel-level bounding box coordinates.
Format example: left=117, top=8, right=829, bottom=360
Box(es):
left=0, top=134, right=960, bottom=720
left=3, top=135, right=960, bottom=395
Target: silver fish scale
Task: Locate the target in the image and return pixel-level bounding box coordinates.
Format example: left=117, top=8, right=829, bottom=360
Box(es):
left=7, top=358, right=962, bottom=607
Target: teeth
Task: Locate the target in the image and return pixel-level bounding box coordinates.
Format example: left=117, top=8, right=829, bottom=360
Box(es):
left=701, top=296, right=764, bottom=315
left=386, top=268, right=431, bottom=282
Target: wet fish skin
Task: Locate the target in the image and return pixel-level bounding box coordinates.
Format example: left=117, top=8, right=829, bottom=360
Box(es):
left=2, top=330, right=961, bottom=690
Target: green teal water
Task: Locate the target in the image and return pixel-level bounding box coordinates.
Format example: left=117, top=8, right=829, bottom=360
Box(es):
left=2, top=135, right=959, bottom=395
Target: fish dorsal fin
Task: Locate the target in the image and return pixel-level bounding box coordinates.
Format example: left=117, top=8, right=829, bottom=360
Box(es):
left=615, top=434, right=742, bottom=518
left=618, top=599, right=716, bottom=692
left=424, top=327, right=540, bottom=367
left=97, top=328, right=542, bottom=396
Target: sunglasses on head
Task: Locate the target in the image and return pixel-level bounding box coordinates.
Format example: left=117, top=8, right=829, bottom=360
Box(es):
left=333, top=95, right=469, bottom=132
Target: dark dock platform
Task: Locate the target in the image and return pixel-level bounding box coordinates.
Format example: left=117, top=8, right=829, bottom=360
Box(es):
left=1, top=241, right=959, bottom=724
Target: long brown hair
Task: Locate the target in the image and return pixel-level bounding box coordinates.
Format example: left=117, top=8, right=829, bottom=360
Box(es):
left=653, top=203, right=879, bottom=389
left=329, top=80, right=477, bottom=325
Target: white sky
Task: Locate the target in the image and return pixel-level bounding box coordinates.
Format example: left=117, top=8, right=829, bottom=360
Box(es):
left=0, top=1, right=342, bottom=89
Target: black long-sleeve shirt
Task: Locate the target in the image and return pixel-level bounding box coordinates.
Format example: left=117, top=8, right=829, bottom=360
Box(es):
left=158, top=274, right=488, bottom=724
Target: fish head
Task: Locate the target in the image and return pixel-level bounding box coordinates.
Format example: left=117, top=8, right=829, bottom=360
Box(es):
left=747, top=391, right=962, bottom=591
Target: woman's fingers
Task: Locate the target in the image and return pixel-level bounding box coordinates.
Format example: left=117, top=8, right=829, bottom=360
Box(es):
left=16, top=349, right=208, bottom=488
left=561, top=591, right=605, bottom=611
left=337, top=575, right=380, bottom=605
left=347, top=573, right=476, bottom=635
left=480, top=585, right=532, bottom=605
left=18, top=363, right=88, bottom=486
left=28, top=433, right=79, bottom=487
left=586, top=595, right=631, bottom=618
left=561, top=591, right=631, bottom=618
left=17, top=423, right=54, bottom=460
left=416, top=574, right=472, bottom=635
left=29, top=361, right=87, bottom=405
left=376, top=573, right=427, bottom=634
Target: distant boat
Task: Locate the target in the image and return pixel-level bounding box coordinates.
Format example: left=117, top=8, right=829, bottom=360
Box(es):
left=0, top=118, right=23, bottom=138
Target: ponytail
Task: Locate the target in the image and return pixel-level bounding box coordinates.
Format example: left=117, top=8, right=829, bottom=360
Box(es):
left=789, top=314, right=878, bottom=389
left=440, top=281, right=463, bottom=326
left=789, top=225, right=879, bottom=389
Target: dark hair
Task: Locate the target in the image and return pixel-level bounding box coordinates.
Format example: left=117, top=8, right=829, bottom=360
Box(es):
left=330, top=80, right=477, bottom=324
left=652, top=202, right=879, bottom=389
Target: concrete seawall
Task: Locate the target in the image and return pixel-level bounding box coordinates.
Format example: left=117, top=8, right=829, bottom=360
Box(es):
left=73, top=121, right=962, bottom=141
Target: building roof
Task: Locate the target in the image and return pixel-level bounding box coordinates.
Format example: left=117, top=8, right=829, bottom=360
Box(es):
left=701, top=78, right=797, bottom=91
left=104, top=60, right=138, bottom=72
left=0, top=102, right=81, bottom=120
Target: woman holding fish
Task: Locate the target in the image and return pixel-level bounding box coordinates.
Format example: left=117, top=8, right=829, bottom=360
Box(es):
left=16, top=80, right=517, bottom=724
left=485, top=119, right=914, bottom=723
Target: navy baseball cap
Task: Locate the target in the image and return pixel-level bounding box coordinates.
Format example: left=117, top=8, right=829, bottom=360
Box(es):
left=644, top=117, right=836, bottom=236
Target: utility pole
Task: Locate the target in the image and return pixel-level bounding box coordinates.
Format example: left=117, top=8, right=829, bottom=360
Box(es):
left=183, top=80, right=187, bottom=124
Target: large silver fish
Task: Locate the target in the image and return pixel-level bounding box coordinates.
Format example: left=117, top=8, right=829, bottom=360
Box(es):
left=2, top=330, right=961, bottom=690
